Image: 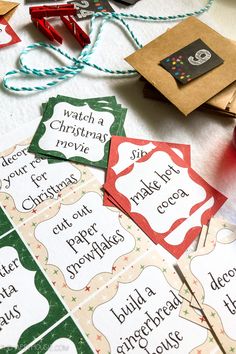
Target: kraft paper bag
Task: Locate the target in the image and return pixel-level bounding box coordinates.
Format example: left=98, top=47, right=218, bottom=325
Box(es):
left=143, top=80, right=236, bottom=118
left=126, top=17, right=236, bottom=116
left=0, top=0, right=19, bottom=21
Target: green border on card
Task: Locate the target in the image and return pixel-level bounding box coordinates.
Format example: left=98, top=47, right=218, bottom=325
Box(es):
left=0, top=206, right=13, bottom=236
left=0, top=231, right=67, bottom=354
left=35, top=126, right=126, bottom=164
left=25, top=317, right=93, bottom=354
left=29, top=96, right=127, bottom=169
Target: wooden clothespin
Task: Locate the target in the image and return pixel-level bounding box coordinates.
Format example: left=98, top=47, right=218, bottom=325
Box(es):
left=61, top=15, right=90, bottom=47
left=32, top=17, right=63, bottom=44
left=29, top=4, right=90, bottom=46
left=30, top=4, right=76, bottom=19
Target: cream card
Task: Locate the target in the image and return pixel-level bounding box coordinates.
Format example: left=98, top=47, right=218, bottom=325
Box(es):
left=178, top=218, right=236, bottom=353
left=0, top=139, right=93, bottom=224
left=179, top=298, right=210, bottom=330
left=74, top=249, right=219, bottom=354
left=18, top=178, right=153, bottom=309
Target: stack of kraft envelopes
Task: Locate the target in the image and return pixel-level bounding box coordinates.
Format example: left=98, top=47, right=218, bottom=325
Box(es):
left=126, top=17, right=236, bottom=117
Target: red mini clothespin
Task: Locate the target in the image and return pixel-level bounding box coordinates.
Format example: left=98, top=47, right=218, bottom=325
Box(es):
left=30, top=4, right=76, bottom=19
left=61, top=15, right=90, bottom=47
left=32, top=18, right=63, bottom=44
left=29, top=4, right=90, bottom=46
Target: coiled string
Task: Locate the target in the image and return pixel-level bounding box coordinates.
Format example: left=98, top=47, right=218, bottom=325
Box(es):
left=3, top=0, right=215, bottom=93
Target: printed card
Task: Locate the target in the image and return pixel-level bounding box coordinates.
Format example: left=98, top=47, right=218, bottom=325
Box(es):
left=43, top=125, right=126, bottom=165
left=179, top=298, right=210, bottom=331
left=104, top=136, right=191, bottom=207
left=0, top=206, right=13, bottom=236
left=104, top=143, right=227, bottom=257
left=68, top=0, right=114, bottom=21
left=42, top=95, right=122, bottom=118
left=160, top=39, right=224, bottom=85
left=0, top=139, right=93, bottom=224
left=178, top=218, right=236, bottom=353
left=158, top=197, right=216, bottom=258
left=25, top=317, right=93, bottom=353
left=196, top=224, right=208, bottom=250
left=0, top=230, right=67, bottom=353
left=18, top=177, right=153, bottom=309
left=74, top=248, right=218, bottom=354
left=41, top=97, right=121, bottom=164
left=29, top=95, right=127, bottom=168
left=0, top=16, right=20, bottom=49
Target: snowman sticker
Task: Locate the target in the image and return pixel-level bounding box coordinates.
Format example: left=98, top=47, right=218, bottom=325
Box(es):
left=0, top=17, right=20, bottom=49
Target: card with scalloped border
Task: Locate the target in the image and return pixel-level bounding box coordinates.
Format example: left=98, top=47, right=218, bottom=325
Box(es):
left=25, top=317, right=93, bottom=354
left=178, top=218, right=236, bottom=353
left=29, top=95, right=127, bottom=168
left=18, top=177, right=154, bottom=309
left=74, top=248, right=221, bottom=354
left=0, top=230, right=67, bottom=353
left=103, top=135, right=191, bottom=207
left=104, top=143, right=227, bottom=258
left=0, top=16, right=20, bottom=49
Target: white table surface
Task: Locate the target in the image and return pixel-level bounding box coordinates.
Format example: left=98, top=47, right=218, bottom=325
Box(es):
left=0, top=0, right=236, bottom=225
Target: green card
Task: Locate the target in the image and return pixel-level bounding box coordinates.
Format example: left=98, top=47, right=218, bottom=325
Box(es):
left=35, top=126, right=127, bottom=165
left=29, top=96, right=127, bottom=168
left=0, top=231, right=67, bottom=353
left=0, top=206, right=13, bottom=236
left=25, top=317, right=93, bottom=354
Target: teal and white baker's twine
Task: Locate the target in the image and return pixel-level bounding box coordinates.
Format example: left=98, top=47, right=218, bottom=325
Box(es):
left=3, top=0, right=215, bottom=93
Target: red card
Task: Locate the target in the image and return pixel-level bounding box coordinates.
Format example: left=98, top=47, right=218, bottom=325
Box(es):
left=104, top=142, right=227, bottom=256
left=105, top=191, right=128, bottom=214
left=158, top=194, right=226, bottom=258
left=104, top=136, right=191, bottom=207
left=0, top=16, right=21, bottom=49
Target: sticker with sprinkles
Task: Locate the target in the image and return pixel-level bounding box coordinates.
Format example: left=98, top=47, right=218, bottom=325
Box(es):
left=68, top=0, right=114, bottom=20
left=159, top=39, right=224, bottom=85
